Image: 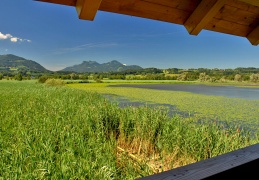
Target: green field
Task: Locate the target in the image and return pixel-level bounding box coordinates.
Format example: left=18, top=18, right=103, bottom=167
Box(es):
left=1, top=80, right=259, bottom=179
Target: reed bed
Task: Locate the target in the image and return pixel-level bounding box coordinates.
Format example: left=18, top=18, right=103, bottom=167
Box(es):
left=1, top=81, right=258, bottom=179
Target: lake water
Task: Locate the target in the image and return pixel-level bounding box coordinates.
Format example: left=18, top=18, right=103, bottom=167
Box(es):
left=104, top=84, right=259, bottom=133
left=103, top=94, right=188, bottom=117
left=109, top=84, right=259, bottom=100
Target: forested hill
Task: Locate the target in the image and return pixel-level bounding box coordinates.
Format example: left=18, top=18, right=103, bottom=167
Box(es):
left=0, top=54, right=48, bottom=72
left=60, top=60, right=143, bottom=73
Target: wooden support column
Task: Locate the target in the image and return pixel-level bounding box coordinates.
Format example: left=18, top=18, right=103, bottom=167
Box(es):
left=76, top=0, right=102, bottom=20
left=247, top=26, right=259, bottom=46
left=184, top=0, right=226, bottom=35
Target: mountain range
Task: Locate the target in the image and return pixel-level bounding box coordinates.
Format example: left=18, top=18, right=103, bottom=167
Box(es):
left=60, top=60, right=143, bottom=73
left=0, top=54, right=143, bottom=73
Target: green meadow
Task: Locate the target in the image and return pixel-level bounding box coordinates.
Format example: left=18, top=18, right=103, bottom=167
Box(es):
left=1, top=80, right=259, bottom=179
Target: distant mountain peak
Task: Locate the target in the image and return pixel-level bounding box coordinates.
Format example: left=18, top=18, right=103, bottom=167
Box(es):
left=110, top=60, right=120, bottom=63
left=60, top=60, right=142, bottom=73
left=1, top=54, right=26, bottom=60
left=82, top=60, right=100, bottom=65
left=0, top=54, right=48, bottom=72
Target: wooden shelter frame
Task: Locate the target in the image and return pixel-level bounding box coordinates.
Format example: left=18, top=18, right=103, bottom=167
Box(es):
left=37, top=0, right=259, bottom=45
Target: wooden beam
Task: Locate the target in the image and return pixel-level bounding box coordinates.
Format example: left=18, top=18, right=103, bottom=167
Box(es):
left=139, top=143, right=259, bottom=180
left=99, top=0, right=192, bottom=25
left=184, top=0, right=226, bottom=35
left=76, top=0, right=102, bottom=20
left=238, top=0, right=259, bottom=7
left=247, top=26, right=259, bottom=46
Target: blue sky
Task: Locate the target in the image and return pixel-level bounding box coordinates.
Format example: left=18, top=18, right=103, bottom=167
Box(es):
left=1, top=0, right=259, bottom=71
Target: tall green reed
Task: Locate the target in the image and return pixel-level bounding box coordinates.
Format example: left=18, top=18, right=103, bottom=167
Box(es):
left=1, top=81, right=259, bottom=179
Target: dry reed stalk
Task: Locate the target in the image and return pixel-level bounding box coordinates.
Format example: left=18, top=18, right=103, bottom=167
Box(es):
left=117, top=146, right=160, bottom=173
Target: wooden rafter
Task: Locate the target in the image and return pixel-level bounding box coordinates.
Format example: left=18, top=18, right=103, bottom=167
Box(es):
left=184, top=0, right=226, bottom=35
left=76, top=0, right=102, bottom=20
left=238, top=0, right=259, bottom=46
left=247, top=26, right=259, bottom=46
left=238, top=0, right=259, bottom=7
left=35, top=0, right=259, bottom=46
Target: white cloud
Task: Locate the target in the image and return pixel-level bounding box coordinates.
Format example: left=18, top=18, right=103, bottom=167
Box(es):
left=10, top=37, right=18, bottom=42
left=0, top=32, right=31, bottom=43
left=0, top=32, right=12, bottom=39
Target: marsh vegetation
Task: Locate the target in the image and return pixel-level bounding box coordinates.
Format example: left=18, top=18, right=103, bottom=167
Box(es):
left=1, top=80, right=259, bottom=179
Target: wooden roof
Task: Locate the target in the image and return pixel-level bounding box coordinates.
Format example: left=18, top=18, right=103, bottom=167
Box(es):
left=37, top=0, right=259, bottom=46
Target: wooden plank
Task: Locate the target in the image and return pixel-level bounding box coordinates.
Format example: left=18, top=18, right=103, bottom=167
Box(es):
left=227, top=0, right=259, bottom=14
left=99, top=0, right=191, bottom=25
left=205, top=18, right=251, bottom=37
left=143, top=0, right=200, bottom=12
left=238, top=0, right=259, bottom=7
left=138, top=143, right=259, bottom=180
left=76, top=0, right=102, bottom=20
left=247, top=26, right=259, bottom=45
left=184, top=0, right=226, bottom=35
left=215, top=4, right=259, bottom=26
left=35, top=0, right=76, bottom=6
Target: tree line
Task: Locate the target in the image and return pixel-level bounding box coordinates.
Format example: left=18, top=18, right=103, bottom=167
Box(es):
left=1, top=67, right=259, bottom=83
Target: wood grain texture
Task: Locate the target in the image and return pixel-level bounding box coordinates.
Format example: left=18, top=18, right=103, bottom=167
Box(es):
left=184, top=0, right=226, bottom=35
left=204, top=18, right=251, bottom=37
left=36, top=0, right=259, bottom=47
left=238, top=0, right=259, bottom=7
left=99, top=0, right=191, bottom=25
left=76, top=0, right=102, bottom=20
left=247, top=26, right=259, bottom=45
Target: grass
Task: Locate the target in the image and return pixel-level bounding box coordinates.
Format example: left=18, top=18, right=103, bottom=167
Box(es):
left=1, top=80, right=259, bottom=179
